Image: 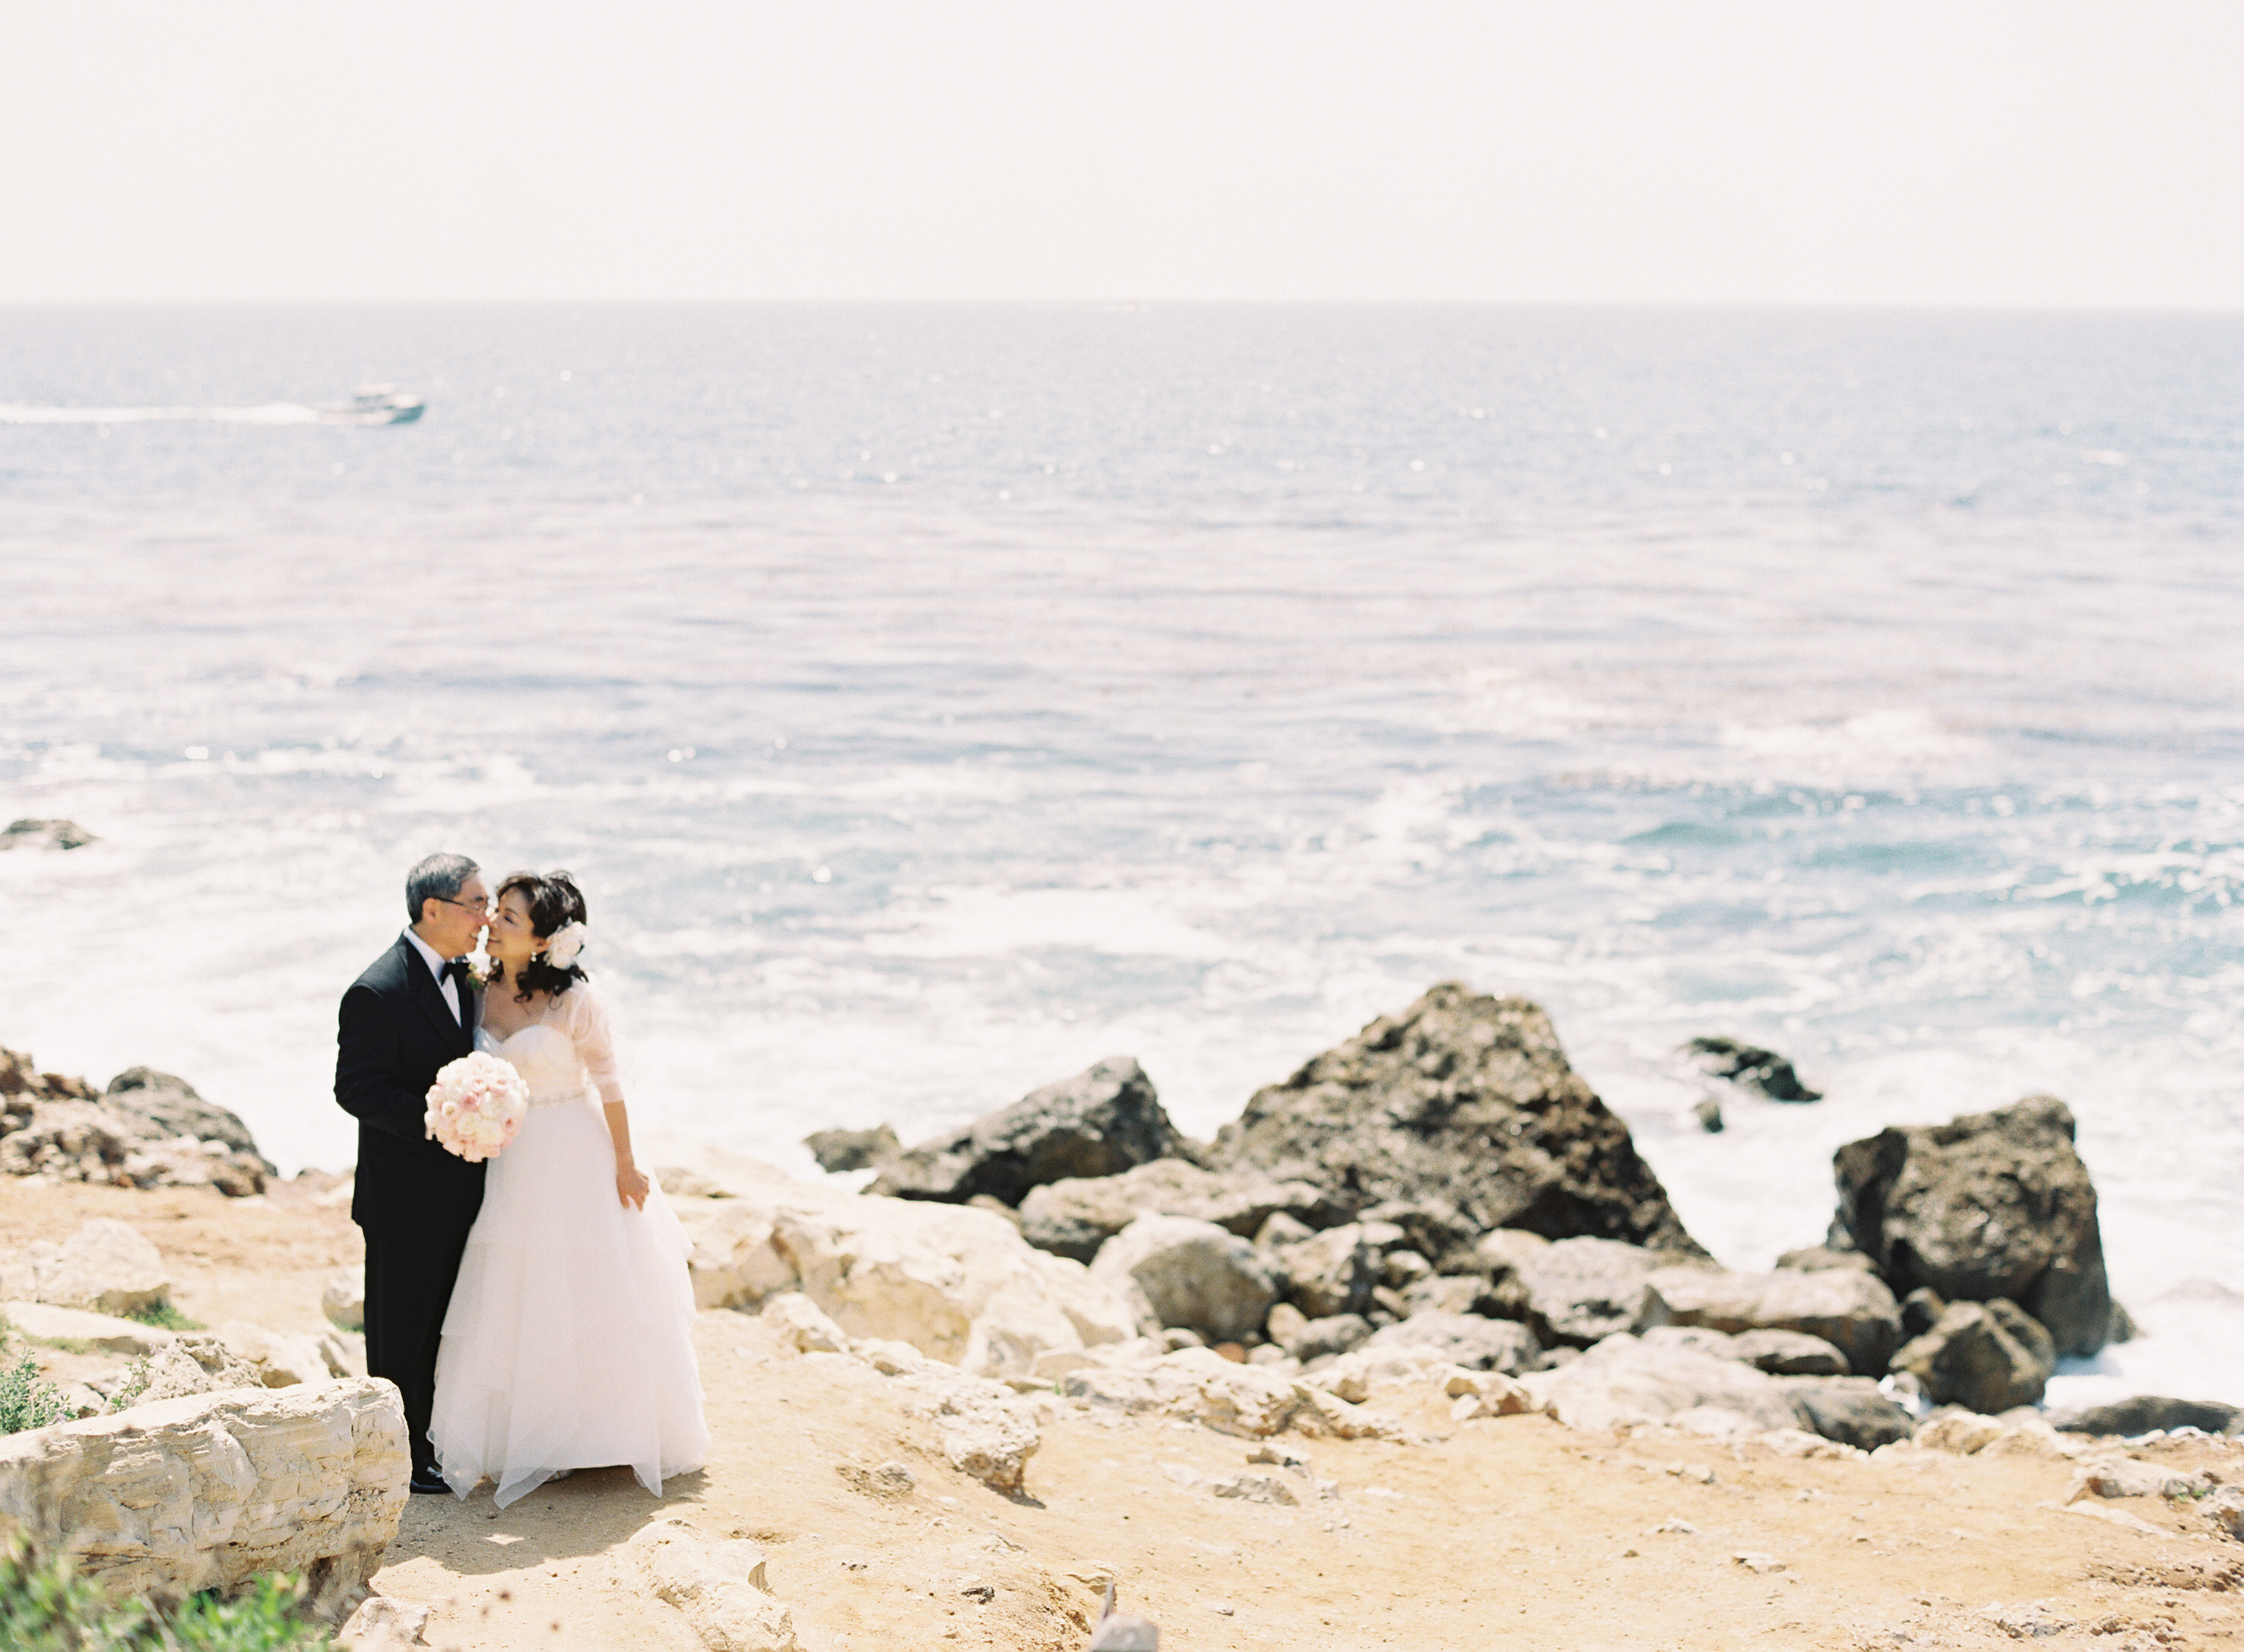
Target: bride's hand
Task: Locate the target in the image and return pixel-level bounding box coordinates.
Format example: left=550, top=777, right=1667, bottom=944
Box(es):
left=616, top=1162, right=651, bottom=1210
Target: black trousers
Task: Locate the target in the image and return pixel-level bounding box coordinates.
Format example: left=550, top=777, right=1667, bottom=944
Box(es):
left=361, top=1222, right=474, bottom=1476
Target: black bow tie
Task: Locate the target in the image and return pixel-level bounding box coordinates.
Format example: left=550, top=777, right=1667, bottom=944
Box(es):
left=445, top=958, right=475, bottom=985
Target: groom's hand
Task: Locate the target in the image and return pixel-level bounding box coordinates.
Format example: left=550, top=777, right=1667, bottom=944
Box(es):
left=616, top=1162, right=650, bottom=1211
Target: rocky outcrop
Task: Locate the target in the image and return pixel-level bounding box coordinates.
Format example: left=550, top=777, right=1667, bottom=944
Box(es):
left=1682, top=1036, right=1820, bottom=1102
left=1209, top=985, right=1704, bottom=1266
left=1646, top=1265, right=1902, bottom=1375
left=870, top=1058, right=1188, bottom=1207
left=1831, top=1096, right=2114, bottom=1356
left=1887, top=1298, right=2055, bottom=1413
left=1017, top=1159, right=1342, bottom=1263
left=0, top=1217, right=171, bottom=1316
left=1090, top=1216, right=1278, bottom=1344
left=1, top=1049, right=272, bottom=1196
left=0, top=1300, right=172, bottom=1356
left=0, top=1378, right=407, bottom=1609
left=667, top=1149, right=1137, bottom=1379
left=1267, top=1223, right=1377, bottom=1321
left=2049, top=1395, right=2244, bottom=1437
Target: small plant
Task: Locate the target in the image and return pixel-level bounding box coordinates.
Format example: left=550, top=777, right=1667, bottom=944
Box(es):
left=107, top=1359, right=153, bottom=1413
left=0, top=1537, right=336, bottom=1650
left=1, top=1350, right=68, bottom=1435
left=127, top=1302, right=203, bottom=1333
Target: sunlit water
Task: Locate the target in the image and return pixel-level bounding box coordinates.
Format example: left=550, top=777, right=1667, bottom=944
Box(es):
left=4, top=305, right=2239, bottom=1406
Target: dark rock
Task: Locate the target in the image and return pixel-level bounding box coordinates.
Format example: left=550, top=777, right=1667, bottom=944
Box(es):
left=1399, top=1273, right=1508, bottom=1318
left=1513, top=1237, right=1668, bottom=1348
left=1888, top=1298, right=2055, bottom=1413
left=1363, top=1309, right=1539, bottom=1375
left=1731, top=1328, right=1851, bottom=1377
left=1775, top=1246, right=1879, bottom=1275
left=1900, top=1286, right=1946, bottom=1340
left=1210, top=984, right=1705, bottom=1267
left=103, top=1067, right=271, bottom=1166
left=2048, top=1396, right=2244, bottom=1437
left=1017, top=1159, right=1343, bottom=1264
left=0, top=818, right=95, bottom=851
left=871, top=1057, right=1188, bottom=1207
left=1683, top=1035, right=1821, bottom=1102
left=1832, top=1095, right=2113, bottom=1356
left=1692, top=1097, right=1725, bottom=1133
left=1785, top=1378, right=1916, bottom=1448
left=803, top=1124, right=900, bottom=1174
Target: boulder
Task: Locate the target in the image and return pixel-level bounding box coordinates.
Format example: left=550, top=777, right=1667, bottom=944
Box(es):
left=1522, top=1331, right=1803, bottom=1435
left=323, top=1270, right=366, bottom=1332
left=1210, top=985, right=1704, bottom=1265
left=1729, top=1328, right=1850, bottom=1377
left=1091, top=1216, right=1278, bottom=1345
left=1646, top=1266, right=1902, bottom=1375
left=628, top=1516, right=800, bottom=1652
left=803, top=1124, right=900, bottom=1174
left=0, top=818, right=94, bottom=851
left=870, top=1057, right=1188, bottom=1206
left=1515, top=1238, right=1670, bottom=1347
left=1361, top=1309, right=1539, bottom=1375
left=666, top=1150, right=1137, bottom=1380
left=850, top=1339, right=1044, bottom=1494
left=1269, top=1223, right=1377, bottom=1320
left=1400, top=1274, right=1510, bottom=1318
left=0, top=1378, right=407, bottom=1609
left=1682, top=1036, right=1821, bottom=1102
left=0, top=1300, right=173, bottom=1356
left=103, top=1067, right=271, bottom=1167
left=2048, top=1396, right=2244, bottom=1437
left=339, top=1595, right=432, bottom=1652
left=1781, top=1378, right=1916, bottom=1448
left=0, top=1218, right=171, bottom=1317
left=1277, top=1312, right=1372, bottom=1361
left=1888, top=1298, right=2055, bottom=1413
left=1831, top=1096, right=2114, bottom=1356
left=1445, top=1368, right=1540, bottom=1420
left=1018, top=1159, right=1343, bottom=1263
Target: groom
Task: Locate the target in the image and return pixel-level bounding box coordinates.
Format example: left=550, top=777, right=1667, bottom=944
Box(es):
left=335, top=851, right=490, bottom=1494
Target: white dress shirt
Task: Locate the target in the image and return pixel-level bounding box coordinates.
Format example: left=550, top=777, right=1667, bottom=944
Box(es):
left=403, top=927, right=463, bottom=1025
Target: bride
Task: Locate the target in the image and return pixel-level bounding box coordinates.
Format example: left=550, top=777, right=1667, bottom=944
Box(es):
left=429, top=869, right=709, bottom=1506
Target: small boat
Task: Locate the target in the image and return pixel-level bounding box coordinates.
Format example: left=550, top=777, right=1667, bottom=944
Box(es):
left=317, top=385, right=425, bottom=425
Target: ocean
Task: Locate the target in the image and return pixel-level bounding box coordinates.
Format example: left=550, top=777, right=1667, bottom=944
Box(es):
left=3, top=303, right=2239, bottom=1408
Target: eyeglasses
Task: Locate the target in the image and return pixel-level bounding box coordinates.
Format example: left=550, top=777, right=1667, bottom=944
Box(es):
left=434, top=896, right=493, bottom=916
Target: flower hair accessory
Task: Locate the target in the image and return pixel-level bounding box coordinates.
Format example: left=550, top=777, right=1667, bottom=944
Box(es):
left=544, top=920, right=588, bottom=969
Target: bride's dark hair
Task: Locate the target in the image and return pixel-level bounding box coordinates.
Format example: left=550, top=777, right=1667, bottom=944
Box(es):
left=493, top=869, right=591, bottom=1003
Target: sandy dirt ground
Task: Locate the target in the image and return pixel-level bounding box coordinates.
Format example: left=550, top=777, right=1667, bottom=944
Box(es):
left=6, top=1180, right=2242, bottom=1652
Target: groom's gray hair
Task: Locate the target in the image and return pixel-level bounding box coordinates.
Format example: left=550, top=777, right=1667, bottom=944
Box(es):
left=405, top=852, right=480, bottom=921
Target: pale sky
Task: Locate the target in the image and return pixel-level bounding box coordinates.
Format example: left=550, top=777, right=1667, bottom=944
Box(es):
left=2, top=2, right=2239, bottom=307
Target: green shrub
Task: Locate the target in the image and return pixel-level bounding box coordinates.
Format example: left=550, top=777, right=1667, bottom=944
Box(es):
left=1, top=1351, right=68, bottom=1436
left=0, top=1539, right=335, bottom=1650
left=106, top=1360, right=152, bottom=1414
left=125, top=1303, right=202, bottom=1333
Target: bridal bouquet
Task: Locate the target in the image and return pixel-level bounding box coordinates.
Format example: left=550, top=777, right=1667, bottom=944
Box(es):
left=425, top=1052, right=529, bottom=1163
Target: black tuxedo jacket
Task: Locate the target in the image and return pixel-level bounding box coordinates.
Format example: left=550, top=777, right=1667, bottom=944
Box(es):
left=335, top=934, right=488, bottom=1235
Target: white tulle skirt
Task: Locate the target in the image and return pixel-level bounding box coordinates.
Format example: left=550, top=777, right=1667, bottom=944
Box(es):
left=429, top=1096, right=710, bottom=1508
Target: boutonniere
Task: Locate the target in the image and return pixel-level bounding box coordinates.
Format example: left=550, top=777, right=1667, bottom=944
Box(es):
left=461, top=956, right=493, bottom=992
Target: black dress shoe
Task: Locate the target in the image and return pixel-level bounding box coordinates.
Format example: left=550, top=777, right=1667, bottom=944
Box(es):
left=409, top=1467, right=452, bottom=1495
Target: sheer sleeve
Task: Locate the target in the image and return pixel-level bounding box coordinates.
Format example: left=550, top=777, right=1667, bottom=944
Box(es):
left=553, top=987, right=626, bottom=1105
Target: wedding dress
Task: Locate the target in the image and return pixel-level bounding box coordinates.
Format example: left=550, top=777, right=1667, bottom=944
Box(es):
left=429, top=986, right=709, bottom=1507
